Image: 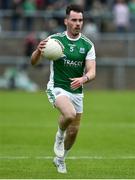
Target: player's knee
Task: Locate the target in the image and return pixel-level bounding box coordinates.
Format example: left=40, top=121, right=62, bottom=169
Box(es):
left=65, top=111, right=76, bottom=122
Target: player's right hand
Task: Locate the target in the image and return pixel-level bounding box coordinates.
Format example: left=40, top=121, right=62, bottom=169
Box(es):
left=37, top=39, right=49, bottom=52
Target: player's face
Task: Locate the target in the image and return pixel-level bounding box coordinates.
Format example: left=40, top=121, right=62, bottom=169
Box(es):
left=65, top=11, right=83, bottom=38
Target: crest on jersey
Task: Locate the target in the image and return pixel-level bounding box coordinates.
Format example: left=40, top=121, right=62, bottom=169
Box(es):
left=79, top=48, right=85, bottom=54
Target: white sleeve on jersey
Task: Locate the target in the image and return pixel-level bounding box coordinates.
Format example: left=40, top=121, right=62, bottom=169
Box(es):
left=86, top=45, right=96, bottom=60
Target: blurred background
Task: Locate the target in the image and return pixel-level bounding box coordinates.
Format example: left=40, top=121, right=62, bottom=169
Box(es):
left=0, top=0, right=135, bottom=92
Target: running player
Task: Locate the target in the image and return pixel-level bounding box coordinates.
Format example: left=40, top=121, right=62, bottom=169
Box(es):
left=31, top=4, right=96, bottom=173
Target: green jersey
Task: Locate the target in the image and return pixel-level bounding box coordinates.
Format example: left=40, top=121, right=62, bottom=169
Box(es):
left=47, top=31, right=96, bottom=94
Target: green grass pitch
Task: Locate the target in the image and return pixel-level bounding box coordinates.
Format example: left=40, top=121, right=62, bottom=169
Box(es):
left=0, top=90, right=135, bottom=179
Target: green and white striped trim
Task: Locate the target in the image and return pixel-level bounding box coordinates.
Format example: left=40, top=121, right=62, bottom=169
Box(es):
left=81, top=34, right=94, bottom=45
left=46, top=89, right=56, bottom=104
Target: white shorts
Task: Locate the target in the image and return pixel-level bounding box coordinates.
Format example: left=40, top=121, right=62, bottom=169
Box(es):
left=46, top=87, right=84, bottom=113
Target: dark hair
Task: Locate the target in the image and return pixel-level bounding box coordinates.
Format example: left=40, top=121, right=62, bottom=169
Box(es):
left=66, top=4, right=84, bottom=16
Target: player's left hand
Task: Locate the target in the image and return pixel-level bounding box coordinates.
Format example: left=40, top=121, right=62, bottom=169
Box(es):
left=70, top=77, right=86, bottom=90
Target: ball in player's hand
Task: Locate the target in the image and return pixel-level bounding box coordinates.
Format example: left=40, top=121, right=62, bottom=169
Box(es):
left=42, top=39, right=64, bottom=60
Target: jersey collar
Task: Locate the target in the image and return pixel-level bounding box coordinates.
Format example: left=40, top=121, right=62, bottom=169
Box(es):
left=65, top=31, right=81, bottom=41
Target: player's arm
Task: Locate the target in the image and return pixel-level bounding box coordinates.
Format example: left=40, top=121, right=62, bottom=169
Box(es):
left=85, top=59, right=96, bottom=83
left=70, top=43, right=96, bottom=90
left=31, top=39, right=48, bottom=65
left=70, top=60, right=96, bottom=90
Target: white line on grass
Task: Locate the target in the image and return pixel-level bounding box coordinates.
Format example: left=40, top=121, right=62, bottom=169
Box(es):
left=1, top=155, right=135, bottom=160
left=1, top=122, right=135, bottom=128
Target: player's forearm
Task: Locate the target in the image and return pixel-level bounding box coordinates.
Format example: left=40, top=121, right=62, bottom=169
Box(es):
left=84, top=60, right=96, bottom=83
left=31, top=49, right=42, bottom=65
left=70, top=70, right=96, bottom=90
left=84, top=69, right=96, bottom=83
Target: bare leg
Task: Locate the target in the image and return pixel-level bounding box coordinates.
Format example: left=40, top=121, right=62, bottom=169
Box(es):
left=55, top=95, right=82, bottom=150
left=55, top=95, right=76, bottom=130
left=53, top=95, right=82, bottom=173
left=64, top=113, right=81, bottom=150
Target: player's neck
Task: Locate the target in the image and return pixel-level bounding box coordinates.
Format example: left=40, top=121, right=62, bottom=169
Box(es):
left=65, top=31, right=81, bottom=40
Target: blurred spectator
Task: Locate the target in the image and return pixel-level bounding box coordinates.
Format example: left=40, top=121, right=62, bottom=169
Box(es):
left=11, top=0, right=23, bottom=31
left=72, top=0, right=86, bottom=8
left=113, top=0, right=130, bottom=33
left=54, top=0, right=68, bottom=10
left=44, top=0, right=68, bottom=10
left=44, top=0, right=58, bottom=10
left=24, top=32, right=37, bottom=57
left=35, top=0, right=45, bottom=10
left=83, top=17, right=100, bottom=40
left=90, top=0, right=105, bottom=17
left=128, top=0, right=135, bottom=32
left=23, top=0, right=36, bottom=31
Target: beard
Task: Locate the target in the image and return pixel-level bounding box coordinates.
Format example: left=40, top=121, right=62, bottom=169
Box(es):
left=67, top=26, right=82, bottom=38
left=73, top=28, right=81, bottom=36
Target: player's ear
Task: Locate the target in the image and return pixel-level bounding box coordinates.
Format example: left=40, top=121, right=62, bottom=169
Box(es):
left=64, top=18, right=67, bottom=26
